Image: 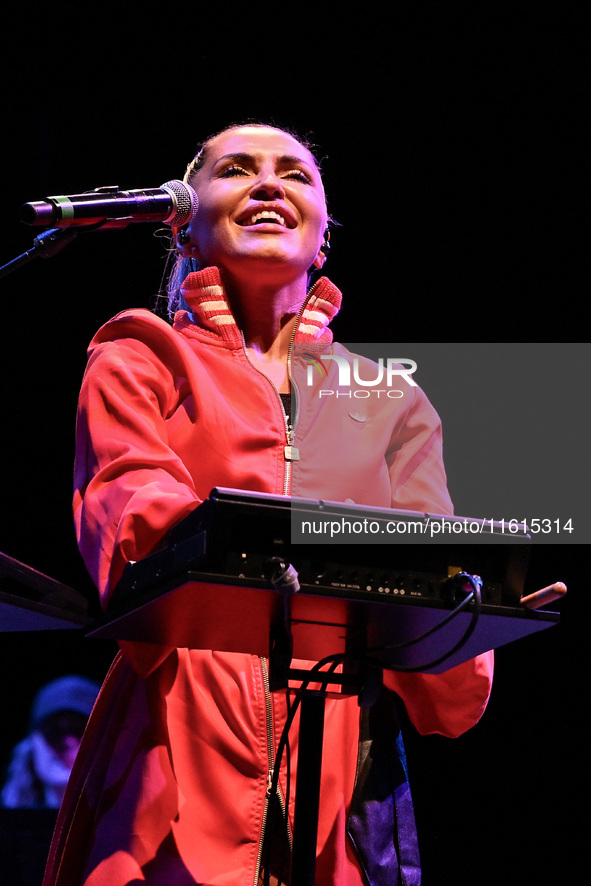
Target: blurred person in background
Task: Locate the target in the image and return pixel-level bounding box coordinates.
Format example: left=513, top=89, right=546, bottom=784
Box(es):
left=1, top=675, right=99, bottom=809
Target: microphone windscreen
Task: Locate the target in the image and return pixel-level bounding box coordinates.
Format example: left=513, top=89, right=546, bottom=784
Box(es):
left=161, top=180, right=199, bottom=227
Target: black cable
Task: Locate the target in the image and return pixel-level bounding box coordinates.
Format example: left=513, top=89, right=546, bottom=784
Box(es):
left=264, top=655, right=347, bottom=885
left=369, top=573, right=482, bottom=672
left=267, top=576, right=483, bottom=814
left=262, top=569, right=482, bottom=881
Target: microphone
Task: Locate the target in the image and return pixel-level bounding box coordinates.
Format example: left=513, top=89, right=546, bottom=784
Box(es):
left=20, top=180, right=199, bottom=230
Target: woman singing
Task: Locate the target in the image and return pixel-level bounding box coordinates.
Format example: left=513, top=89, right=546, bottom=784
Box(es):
left=44, top=123, right=493, bottom=886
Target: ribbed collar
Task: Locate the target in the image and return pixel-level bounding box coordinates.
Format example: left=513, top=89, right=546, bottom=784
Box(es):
left=177, top=266, right=342, bottom=346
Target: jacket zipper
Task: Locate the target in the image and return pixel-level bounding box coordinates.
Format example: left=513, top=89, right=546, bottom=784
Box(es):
left=245, top=284, right=320, bottom=883
left=281, top=292, right=309, bottom=495
left=254, top=657, right=292, bottom=885
left=240, top=281, right=319, bottom=495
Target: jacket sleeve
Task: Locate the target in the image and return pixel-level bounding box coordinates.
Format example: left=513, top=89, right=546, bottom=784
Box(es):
left=386, top=385, right=454, bottom=516
left=74, top=334, right=200, bottom=606
left=383, top=652, right=494, bottom=737
left=73, top=320, right=206, bottom=681
left=385, top=385, right=493, bottom=735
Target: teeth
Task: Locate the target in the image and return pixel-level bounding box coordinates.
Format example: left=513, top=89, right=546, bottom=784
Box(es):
left=248, top=210, right=286, bottom=227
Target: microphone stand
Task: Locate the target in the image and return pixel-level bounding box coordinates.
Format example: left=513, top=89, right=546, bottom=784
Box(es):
left=0, top=227, right=79, bottom=279
left=0, top=216, right=134, bottom=280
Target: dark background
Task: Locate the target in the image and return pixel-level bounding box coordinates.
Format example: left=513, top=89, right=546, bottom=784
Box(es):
left=0, top=6, right=587, bottom=885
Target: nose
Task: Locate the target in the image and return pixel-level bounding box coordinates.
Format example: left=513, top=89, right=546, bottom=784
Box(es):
left=249, top=170, right=286, bottom=200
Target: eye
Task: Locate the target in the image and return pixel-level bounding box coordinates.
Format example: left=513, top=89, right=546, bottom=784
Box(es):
left=282, top=169, right=313, bottom=184
left=218, top=164, right=250, bottom=178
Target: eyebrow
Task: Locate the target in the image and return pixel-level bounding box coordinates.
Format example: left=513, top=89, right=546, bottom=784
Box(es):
left=213, top=152, right=317, bottom=170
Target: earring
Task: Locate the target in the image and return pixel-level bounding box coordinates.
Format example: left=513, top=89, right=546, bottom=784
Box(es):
left=321, top=228, right=331, bottom=254
left=177, top=228, right=191, bottom=246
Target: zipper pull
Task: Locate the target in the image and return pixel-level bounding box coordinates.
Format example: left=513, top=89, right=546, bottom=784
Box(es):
left=266, top=768, right=275, bottom=797
left=284, top=429, right=300, bottom=463
left=284, top=444, right=300, bottom=461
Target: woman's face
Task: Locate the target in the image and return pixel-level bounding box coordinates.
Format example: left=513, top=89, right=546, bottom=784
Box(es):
left=185, top=126, right=328, bottom=281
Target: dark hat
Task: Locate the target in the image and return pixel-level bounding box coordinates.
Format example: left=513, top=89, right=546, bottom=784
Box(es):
left=29, top=675, right=100, bottom=731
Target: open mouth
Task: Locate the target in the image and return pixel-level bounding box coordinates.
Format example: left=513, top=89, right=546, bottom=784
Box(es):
left=237, top=208, right=296, bottom=229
